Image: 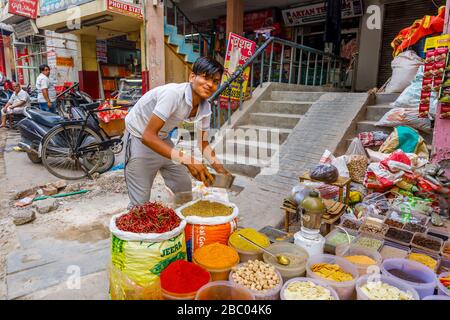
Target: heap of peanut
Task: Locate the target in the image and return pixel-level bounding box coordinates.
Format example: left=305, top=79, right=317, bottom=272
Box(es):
left=231, top=260, right=280, bottom=291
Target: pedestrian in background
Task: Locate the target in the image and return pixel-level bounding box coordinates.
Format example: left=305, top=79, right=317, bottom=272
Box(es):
left=1, top=82, right=30, bottom=128
left=36, top=64, right=56, bottom=113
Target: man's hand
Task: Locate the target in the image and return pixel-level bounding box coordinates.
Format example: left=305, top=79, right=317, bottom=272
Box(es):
left=183, top=158, right=214, bottom=186
left=212, top=163, right=230, bottom=175
left=47, top=101, right=52, bottom=109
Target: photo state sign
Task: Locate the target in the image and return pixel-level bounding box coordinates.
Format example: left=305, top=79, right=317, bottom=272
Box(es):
left=107, top=0, right=143, bottom=19
left=8, top=0, right=38, bottom=19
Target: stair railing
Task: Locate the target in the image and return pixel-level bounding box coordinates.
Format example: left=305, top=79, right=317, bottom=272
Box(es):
left=209, top=36, right=349, bottom=130
left=164, top=0, right=212, bottom=57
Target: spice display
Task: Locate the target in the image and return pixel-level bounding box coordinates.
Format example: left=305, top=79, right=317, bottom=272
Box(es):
left=384, top=219, right=404, bottom=229
left=345, top=255, right=377, bottom=265
left=116, top=202, right=181, bottom=233
left=341, top=219, right=361, bottom=231
left=283, top=281, right=335, bottom=300
left=404, top=223, right=427, bottom=233
left=380, top=245, right=408, bottom=260
left=444, top=245, right=450, bottom=256
left=327, top=232, right=355, bottom=247
left=360, top=222, right=388, bottom=237
left=229, top=228, right=270, bottom=252
left=354, top=237, right=383, bottom=251
left=360, top=281, right=414, bottom=300
left=439, top=276, right=450, bottom=290
left=412, top=234, right=442, bottom=252
left=231, top=260, right=280, bottom=291
left=388, top=268, right=428, bottom=283
left=193, top=243, right=239, bottom=269
left=389, top=211, right=427, bottom=226
left=347, top=155, right=368, bottom=184
left=160, top=260, right=210, bottom=294
left=385, top=227, right=414, bottom=244
left=181, top=200, right=233, bottom=217
left=407, top=253, right=438, bottom=270
left=311, top=263, right=354, bottom=282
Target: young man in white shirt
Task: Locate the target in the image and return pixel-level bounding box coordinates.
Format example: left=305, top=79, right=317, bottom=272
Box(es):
left=1, top=82, right=31, bottom=128
left=124, top=57, right=229, bottom=206
left=35, top=64, right=57, bottom=113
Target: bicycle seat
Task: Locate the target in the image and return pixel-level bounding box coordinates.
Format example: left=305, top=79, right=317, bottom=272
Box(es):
left=28, top=109, right=63, bottom=127
left=79, top=102, right=99, bottom=111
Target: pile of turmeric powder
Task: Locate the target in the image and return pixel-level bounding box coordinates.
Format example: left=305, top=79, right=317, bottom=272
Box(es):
left=345, top=255, right=377, bottom=265
left=311, top=263, right=354, bottom=282
left=193, top=243, right=239, bottom=269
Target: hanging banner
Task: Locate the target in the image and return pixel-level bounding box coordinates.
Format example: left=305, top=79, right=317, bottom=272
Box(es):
left=8, top=0, right=38, bottom=19
left=107, top=0, right=143, bottom=19
left=13, top=20, right=39, bottom=40
left=282, top=0, right=363, bottom=27
left=220, top=33, right=256, bottom=110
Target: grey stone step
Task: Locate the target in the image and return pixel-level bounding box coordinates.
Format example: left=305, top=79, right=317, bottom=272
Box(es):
left=356, top=120, right=393, bottom=135
left=217, top=154, right=270, bottom=178
left=255, top=100, right=312, bottom=114
left=218, top=139, right=279, bottom=158
left=248, top=112, right=302, bottom=129
left=237, top=125, right=293, bottom=144
left=365, top=104, right=395, bottom=122
left=270, top=91, right=324, bottom=101
left=376, top=93, right=400, bottom=104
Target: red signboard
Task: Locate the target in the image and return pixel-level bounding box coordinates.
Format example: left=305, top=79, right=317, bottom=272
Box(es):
left=218, top=9, right=276, bottom=33
left=8, top=0, right=38, bottom=19
left=107, top=0, right=143, bottom=19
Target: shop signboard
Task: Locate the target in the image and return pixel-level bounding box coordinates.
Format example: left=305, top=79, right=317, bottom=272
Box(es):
left=96, top=40, right=108, bottom=64
left=282, top=0, right=363, bottom=27
left=218, top=9, right=276, bottom=33
left=219, top=33, right=256, bottom=110
left=56, top=56, right=74, bottom=67
left=8, top=0, right=38, bottom=19
left=107, top=0, right=143, bottom=20
left=13, top=19, right=39, bottom=40
left=40, top=0, right=94, bottom=16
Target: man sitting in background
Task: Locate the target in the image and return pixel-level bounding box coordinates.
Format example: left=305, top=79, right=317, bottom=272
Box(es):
left=1, top=82, right=31, bottom=128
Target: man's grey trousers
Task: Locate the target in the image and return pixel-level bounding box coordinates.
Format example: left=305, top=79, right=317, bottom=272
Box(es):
left=124, top=131, right=191, bottom=207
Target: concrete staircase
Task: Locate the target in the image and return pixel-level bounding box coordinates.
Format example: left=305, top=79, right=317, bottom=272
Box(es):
left=164, top=18, right=199, bottom=64
left=215, top=90, right=326, bottom=177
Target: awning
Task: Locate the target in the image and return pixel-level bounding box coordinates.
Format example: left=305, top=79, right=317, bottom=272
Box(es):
left=0, top=22, right=14, bottom=35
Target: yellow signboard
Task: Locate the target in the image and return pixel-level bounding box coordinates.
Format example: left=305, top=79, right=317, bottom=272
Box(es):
left=425, top=34, right=450, bottom=50
left=56, top=56, right=74, bottom=67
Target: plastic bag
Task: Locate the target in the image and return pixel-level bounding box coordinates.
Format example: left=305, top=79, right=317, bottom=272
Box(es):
left=357, top=131, right=389, bottom=147
left=375, top=108, right=431, bottom=133
left=366, top=149, right=389, bottom=163
left=364, top=162, right=404, bottom=192
left=345, top=138, right=368, bottom=183
left=98, top=101, right=128, bottom=123
left=332, top=156, right=350, bottom=178
left=380, top=150, right=412, bottom=173
left=362, top=192, right=390, bottom=215
left=385, top=50, right=423, bottom=93
left=379, top=126, right=429, bottom=160
left=345, top=138, right=367, bottom=157
left=310, top=164, right=339, bottom=183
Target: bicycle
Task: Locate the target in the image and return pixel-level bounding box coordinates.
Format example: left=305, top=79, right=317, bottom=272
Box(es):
left=40, top=102, right=127, bottom=180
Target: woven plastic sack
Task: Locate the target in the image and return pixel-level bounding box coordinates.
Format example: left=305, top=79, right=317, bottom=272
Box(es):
left=375, top=108, right=431, bottom=133
left=176, top=199, right=238, bottom=262
left=109, top=212, right=187, bottom=289
left=379, top=126, right=429, bottom=160
left=385, top=50, right=423, bottom=93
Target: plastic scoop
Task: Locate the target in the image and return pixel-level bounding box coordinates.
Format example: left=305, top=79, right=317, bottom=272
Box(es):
left=238, top=234, right=290, bottom=266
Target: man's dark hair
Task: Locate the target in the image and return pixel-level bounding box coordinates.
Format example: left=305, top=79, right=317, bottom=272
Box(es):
left=39, top=64, right=50, bottom=72
left=192, top=57, right=224, bottom=77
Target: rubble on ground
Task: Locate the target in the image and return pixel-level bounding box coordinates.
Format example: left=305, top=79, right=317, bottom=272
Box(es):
left=33, top=198, right=59, bottom=214
left=10, top=207, right=36, bottom=225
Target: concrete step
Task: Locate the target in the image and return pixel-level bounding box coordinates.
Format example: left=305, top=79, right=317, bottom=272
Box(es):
left=270, top=91, right=325, bottom=101
left=376, top=93, right=400, bottom=104
left=216, top=139, right=280, bottom=158
left=236, top=124, right=293, bottom=144
left=365, top=104, right=394, bottom=122
left=217, top=153, right=271, bottom=178
left=248, top=112, right=302, bottom=129
left=255, top=100, right=312, bottom=114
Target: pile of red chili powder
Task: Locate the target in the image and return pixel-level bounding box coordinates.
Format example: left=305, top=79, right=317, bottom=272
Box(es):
left=116, top=202, right=181, bottom=233
left=160, top=260, right=210, bottom=294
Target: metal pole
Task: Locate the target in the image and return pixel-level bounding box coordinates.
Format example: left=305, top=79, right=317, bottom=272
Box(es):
left=297, top=48, right=302, bottom=85
left=319, top=54, right=325, bottom=85
left=227, top=83, right=232, bottom=125
left=326, top=57, right=331, bottom=85
left=279, top=44, right=284, bottom=83
left=250, top=63, right=254, bottom=92
left=268, top=42, right=274, bottom=82
left=305, top=52, right=311, bottom=86
left=333, top=59, right=337, bottom=87
left=288, top=46, right=294, bottom=84
left=183, top=16, right=186, bottom=38
left=239, top=76, right=244, bottom=111
left=260, top=50, right=265, bottom=87
left=174, top=5, right=177, bottom=28
left=191, top=24, right=193, bottom=45
left=312, top=53, right=318, bottom=86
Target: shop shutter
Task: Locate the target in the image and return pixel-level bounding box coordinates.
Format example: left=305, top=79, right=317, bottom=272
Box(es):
left=377, top=0, right=445, bottom=88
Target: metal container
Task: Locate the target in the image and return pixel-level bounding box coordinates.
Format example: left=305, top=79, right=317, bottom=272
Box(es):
left=301, top=191, right=326, bottom=230
left=210, top=173, right=235, bottom=189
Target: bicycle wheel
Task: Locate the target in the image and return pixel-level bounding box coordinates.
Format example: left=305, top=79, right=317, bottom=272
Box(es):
left=41, top=124, right=108, bottom=180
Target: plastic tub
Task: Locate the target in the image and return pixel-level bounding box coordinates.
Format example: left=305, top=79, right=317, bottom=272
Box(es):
left=228, top=229, right=270, bottom=262
left=442, top=241, right=450, bottom=260
left=359, top=217, right=389, bottom=239
left=195, top=281, right=255, bottom=300
left=422, top=295, right=450, bottom=300
left=381, top=258, right=437, bottom=299
left=306, top=254, right=359, bottom=300
left=437, top=271, right=450, bottom=296
left=387, top=210, right=429, bottom=226
left=355, top=274, right=419, bottom=300
left=352, top=235, right=384, bottom=252
left=384, top=227, right=414, bottom=247
left=262, top=242, right=309, bottom=282
left=280, top=277, right=339, bottom=300
left=407, top=248, right=441, bottom=273
left=324, top=228, right=357, bottom=255
left=335, top=244, right=382, bottom=276
left=380, top=241, right=409, bottom=260
left=411, top=232, right=443, bottom=255
left=339, top=216, right=363, bottom=233
left=229, top=263, right=283, bottom=300
left=193, top=256, right=238, bottom=282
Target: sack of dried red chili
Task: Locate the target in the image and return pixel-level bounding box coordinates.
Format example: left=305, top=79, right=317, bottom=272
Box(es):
left=109, top=202, right=187, bottom=299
